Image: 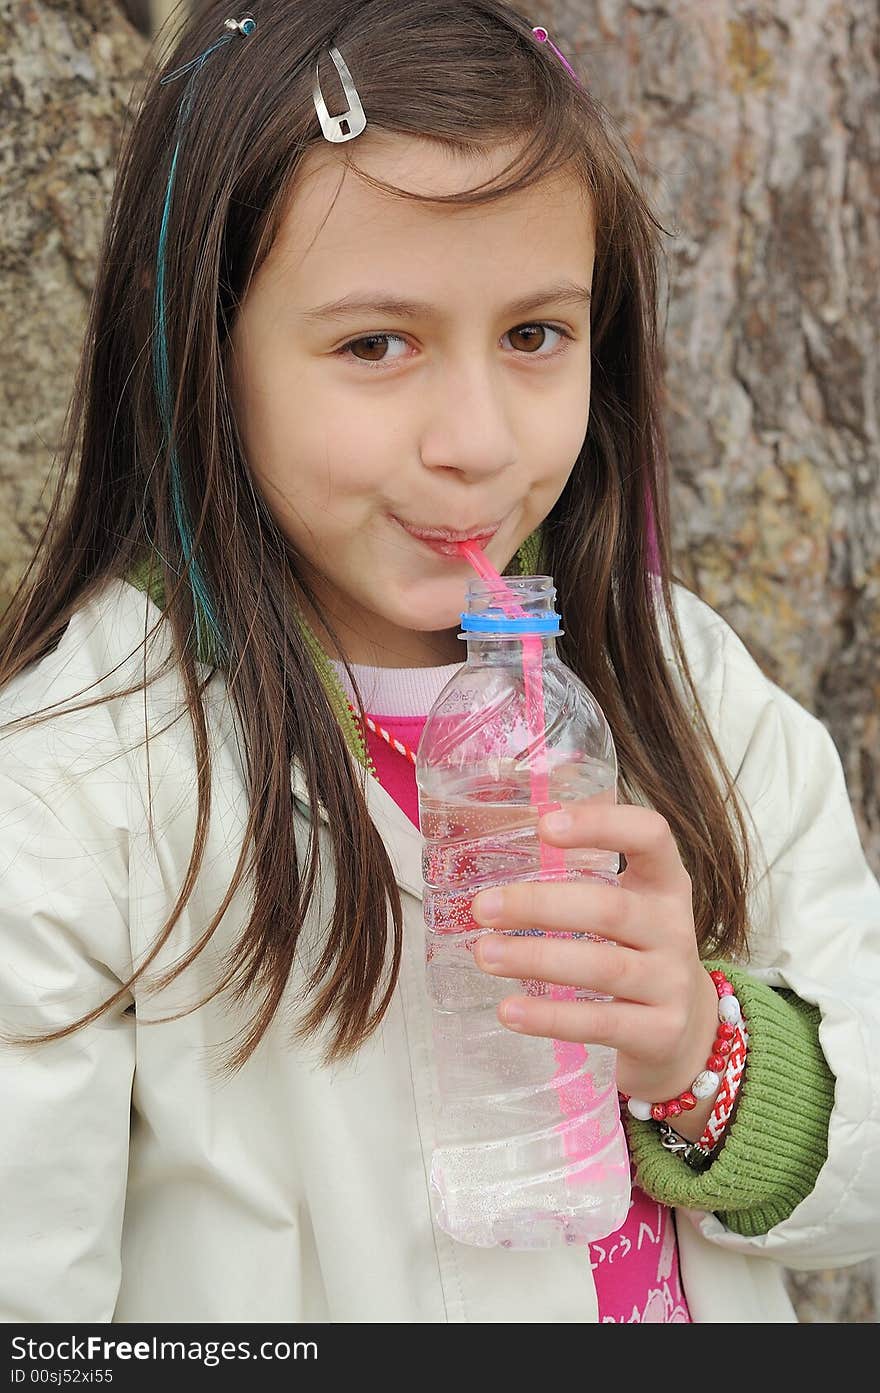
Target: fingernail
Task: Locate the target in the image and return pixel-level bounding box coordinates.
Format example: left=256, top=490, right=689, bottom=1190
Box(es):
left=474, top=889, right=503, bottom=921
left=477, top=936, right=505, bottom=966
left=543, top=811, right=572, bottom=833
left=502, top=1001, right=526, bottom=1028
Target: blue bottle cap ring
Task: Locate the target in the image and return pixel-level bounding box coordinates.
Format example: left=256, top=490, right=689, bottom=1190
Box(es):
left=459, top=612, right=563, bottom=635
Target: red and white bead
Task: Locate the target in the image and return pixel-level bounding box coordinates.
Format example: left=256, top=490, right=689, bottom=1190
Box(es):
left=718, top=994, right=742, bottom=1025
left=689, top=1069, right=722, bottom=1100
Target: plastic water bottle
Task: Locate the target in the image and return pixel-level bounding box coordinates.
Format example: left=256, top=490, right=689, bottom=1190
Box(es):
left=416, top=574, right=631, bottom=1249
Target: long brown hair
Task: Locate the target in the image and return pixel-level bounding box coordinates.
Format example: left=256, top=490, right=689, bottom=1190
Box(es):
left=0, top=0, right=752, bottom=1071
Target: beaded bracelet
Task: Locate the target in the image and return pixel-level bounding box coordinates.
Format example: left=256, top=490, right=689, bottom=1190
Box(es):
left=658, top=1021, right=749, bottom=1170
left=620, top=968, right=744, bottom=1123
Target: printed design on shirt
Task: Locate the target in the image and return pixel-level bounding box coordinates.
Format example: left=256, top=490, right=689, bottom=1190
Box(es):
left=604, top=1282, right=690, bottom=1323
left=590, top=1184, right=691, bottom=1324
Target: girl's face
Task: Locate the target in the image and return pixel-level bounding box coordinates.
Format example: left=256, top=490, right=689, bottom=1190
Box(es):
left=229, top=134, right=595, bottom=666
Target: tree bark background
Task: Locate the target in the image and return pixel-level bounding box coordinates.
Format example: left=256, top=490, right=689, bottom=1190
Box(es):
left=558, top=0, right=879, bottom=1323
left=0, top=0, right=877, bottom=1321
left=0, top=0, right=147, bottom=580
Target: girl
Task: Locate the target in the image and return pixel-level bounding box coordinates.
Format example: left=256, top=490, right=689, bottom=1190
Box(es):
left=1, top=0, right=878, bottom=1324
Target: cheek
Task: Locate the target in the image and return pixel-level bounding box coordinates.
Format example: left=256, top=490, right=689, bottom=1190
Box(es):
left=232, top=352, right=378, bottom=494
left=526, top=379, right=590, bottom=509
left=538, top=390, right=590, bottom=483
left=242, top=409, right=383, bottom=533
left=561, top=364, right=591, bottom=464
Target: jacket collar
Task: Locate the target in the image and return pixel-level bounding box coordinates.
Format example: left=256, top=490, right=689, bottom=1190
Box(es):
left=291, top=758, right=425, bottom=900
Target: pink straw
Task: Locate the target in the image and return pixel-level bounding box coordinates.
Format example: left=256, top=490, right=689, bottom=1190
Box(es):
left=456, top=541, right=564, bottom=873
left=457, top=542, right=593, bottom=1182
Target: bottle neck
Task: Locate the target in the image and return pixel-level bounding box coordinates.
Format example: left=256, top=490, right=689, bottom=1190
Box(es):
left=461, top=634, right=559, bottom=665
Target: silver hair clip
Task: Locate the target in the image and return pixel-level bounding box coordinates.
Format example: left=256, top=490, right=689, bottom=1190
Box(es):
left=312, top=45, right=367, bottom=143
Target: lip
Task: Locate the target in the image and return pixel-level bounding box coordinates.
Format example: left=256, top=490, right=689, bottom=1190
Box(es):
left=392, top=517, right=502, bottom=544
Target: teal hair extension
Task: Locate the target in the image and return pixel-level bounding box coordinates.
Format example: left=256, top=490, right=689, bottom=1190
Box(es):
left=151, top=17, right=257, bottom=666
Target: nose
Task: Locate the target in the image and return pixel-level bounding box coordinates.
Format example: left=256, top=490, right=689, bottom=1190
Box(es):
left=418, top=360, right=518, bottom=480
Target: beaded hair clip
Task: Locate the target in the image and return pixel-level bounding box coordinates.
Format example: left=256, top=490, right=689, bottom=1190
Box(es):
left=530, top=26, right=585, bottom=89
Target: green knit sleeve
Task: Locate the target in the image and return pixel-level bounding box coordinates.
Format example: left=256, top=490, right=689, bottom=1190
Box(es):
left=623, top=959, right=836, bottom=1237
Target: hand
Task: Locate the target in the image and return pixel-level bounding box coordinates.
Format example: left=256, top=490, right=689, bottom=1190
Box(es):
left=471, top=803, right=721, bottom=1131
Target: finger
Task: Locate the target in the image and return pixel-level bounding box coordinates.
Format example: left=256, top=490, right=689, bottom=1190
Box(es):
left=473, top=933, right=653, bottom=1002
left=538, top=803, right=690, bottom=891
left=472, top=878, right=649, bottom=949
left=498, top=994, right=653, bottom=1051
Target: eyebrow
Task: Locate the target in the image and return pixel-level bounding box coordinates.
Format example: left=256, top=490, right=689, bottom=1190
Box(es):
left=300, top=281, right=592, bottom=324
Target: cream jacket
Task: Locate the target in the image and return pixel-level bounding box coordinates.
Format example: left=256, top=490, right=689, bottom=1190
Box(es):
left=1, top=579, right=879, bottom=1323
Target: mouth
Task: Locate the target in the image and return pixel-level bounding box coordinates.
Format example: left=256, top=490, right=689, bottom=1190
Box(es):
left=392, top=516, right=502, bottom=547
left=391, top=515, right=503, bottom=559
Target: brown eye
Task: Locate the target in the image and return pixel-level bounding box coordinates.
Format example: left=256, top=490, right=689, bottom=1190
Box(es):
left=347, top=334, right=393, bottom=362
left=508, top=324, right=549, bottom=352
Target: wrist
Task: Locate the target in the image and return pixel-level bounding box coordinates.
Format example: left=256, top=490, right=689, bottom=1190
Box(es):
left=620, top=966, right=743, bottom=1143
left=619, top=964, right=721, bottom=1121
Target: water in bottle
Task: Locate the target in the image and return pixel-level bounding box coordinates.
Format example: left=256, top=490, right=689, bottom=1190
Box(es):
left=416, top=573, right=631, bottom=1249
